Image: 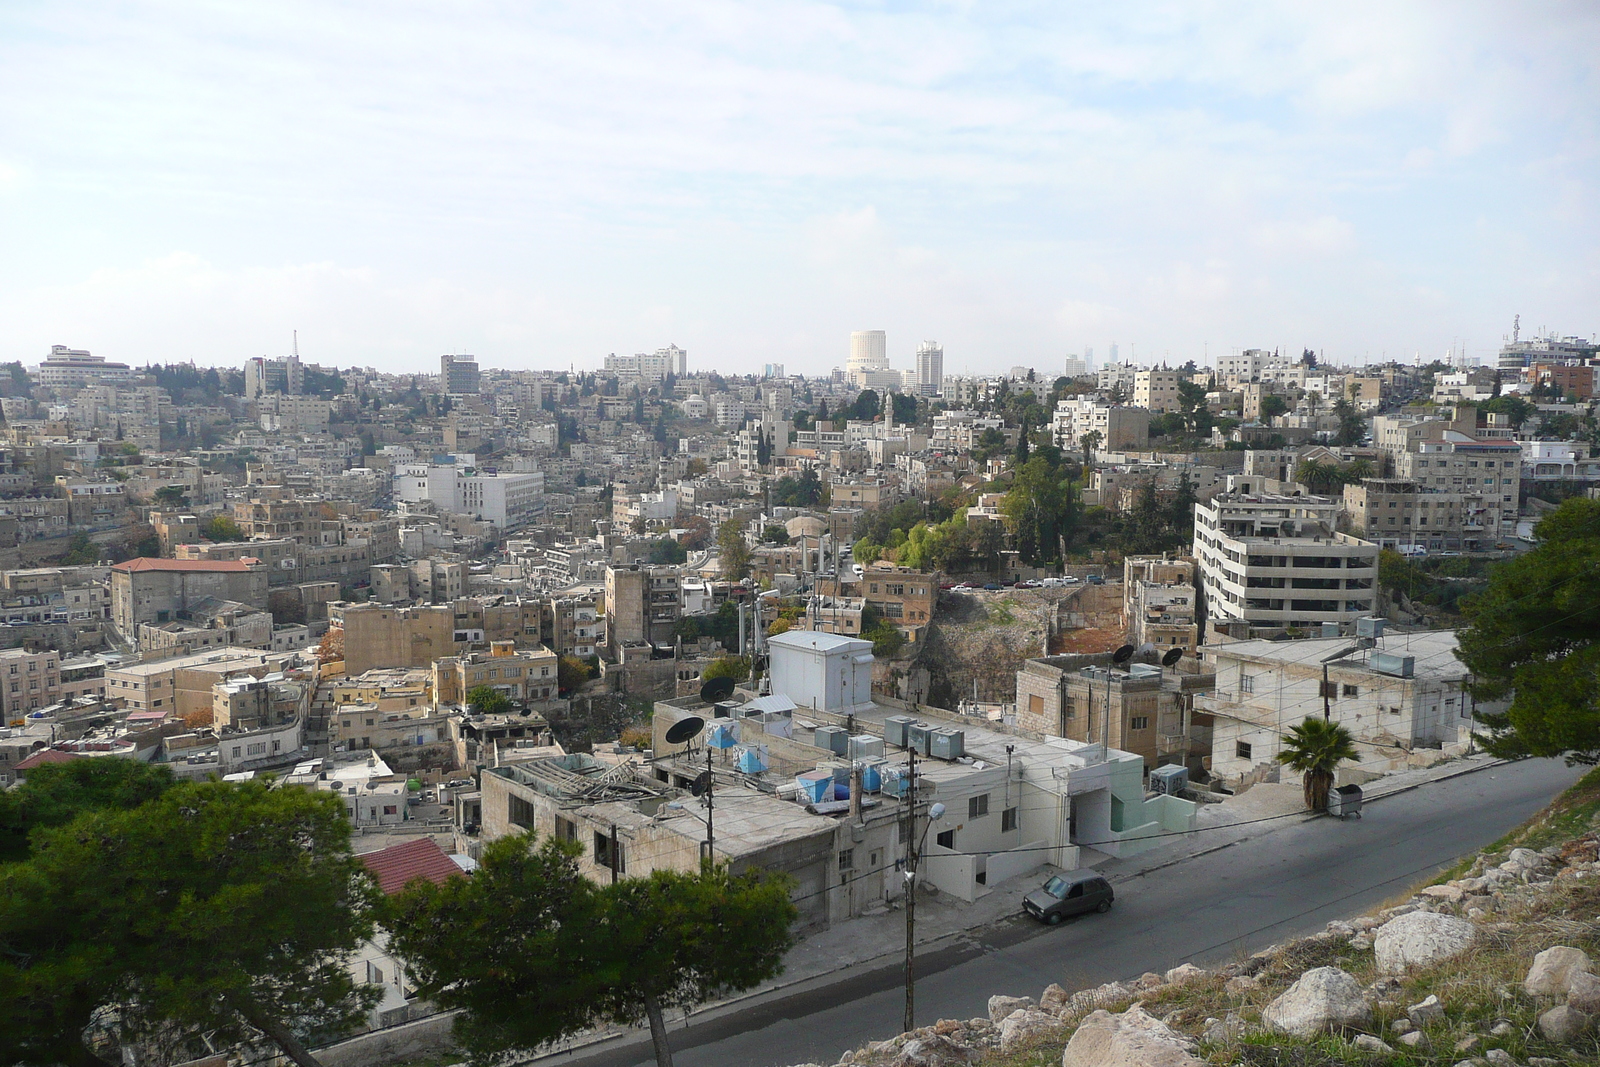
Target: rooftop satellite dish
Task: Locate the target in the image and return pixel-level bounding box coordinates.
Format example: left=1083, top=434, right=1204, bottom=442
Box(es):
left=1112, top=644, right=1137, bottom=665
left=700, top=676, right=736, bottom=703
left=1162, top=647, right=1184, bottom=667
left=690, top=770, right=713, bottom=796
left=664, top=716, right=705, bottom=747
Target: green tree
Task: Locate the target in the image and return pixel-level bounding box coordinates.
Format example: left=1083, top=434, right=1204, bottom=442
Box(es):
left=388, top=836, right=795, bottom=1067
left=0, top=781, right=377, bottom=1067
left=851, top=389, right=880, bottom=422
left=1276, top=717, right=1359, bottom=812
left=1481, top=394, right=1534, bottom=430
left=152, top=485, right=189, bottom=508
left=701, top=655, right=751, bottom=684
left=717, top=519, right=752, bottom=581
left=1258, top=394, right=1289, bottom=421
left=202, top=515, right=246, bottom=542
left=590, top=865, right=796, bottom=1067
left=1456, top=498, right=1600, bottom=762
left=557, top=655, right=594, bottom=693
left=466, top=685, right=512, bottom=716
left=647, top=538, right=688, bottom=565
left=386, top=835, right=604, bottom=1065
left=1331, top=397, right=1365, bottom=446
left=0, top=758, right=175, bottom=864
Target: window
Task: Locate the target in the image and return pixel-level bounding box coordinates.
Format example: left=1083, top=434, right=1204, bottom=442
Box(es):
left=968, top=794, right=989, bottom=819
left=1240, top=674, right=1254, bottom=694
left=935, top=829, right=955, bottom=849
left=1067, top=882, right=1085, bottom=899
left=839, top=849, right=855, bottom=870
left=1343, top=684, right=1360, bottom=697
left=555, top=816, right=578, bottom=842
left=1002, top=807, right=1019, bottom=832
left=594, top=831, right=625, bottom=874
left=383, top=805, right=397, bottom=816
left=1236, top=741, right=1253, bottom=761
left=508, top=794, right=538, bottom=829
left=1130, top=716, right=1149, bottom=730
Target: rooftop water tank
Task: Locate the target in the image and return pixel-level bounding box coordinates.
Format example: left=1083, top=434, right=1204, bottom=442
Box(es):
left=848, top=734, right=884, bottom=760
left=907, top=722, right=934, bottom=756
left=883, top=715, right=917, bottom=748
left=814, top=725, right=849, bottom=756
left=929, top=728, right=964, bottom=761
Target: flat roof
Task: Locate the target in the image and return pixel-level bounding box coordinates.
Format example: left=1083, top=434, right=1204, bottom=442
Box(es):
left=1204, top=630, right=1466, bottom=682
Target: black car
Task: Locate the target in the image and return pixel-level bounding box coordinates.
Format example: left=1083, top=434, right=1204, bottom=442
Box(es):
left=1023, top=872, right=1114, bottom=925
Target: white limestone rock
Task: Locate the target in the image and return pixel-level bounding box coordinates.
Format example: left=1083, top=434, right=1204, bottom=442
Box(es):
left=1061, top=1005, right=1204, bottom=1067
left=892, top=1035, right=976, bottom=1067
left=1261, top=967, right=1373, bottom=1037
left=1353, top=1035, right=1394, bottom=1054
left=1039, top=984, right=1071, bottom=1014
left=1373, top=911, right=1477, bottom=973
left=986, top=995, right=1034, bottom=1023
left=1163, top=963, right=1208, bottom=986
left=1524, top=946, right=1594, bottom=997
left=998, top=1009, right=1067, bottom=1052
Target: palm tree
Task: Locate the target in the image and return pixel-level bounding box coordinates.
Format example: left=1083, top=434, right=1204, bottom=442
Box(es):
left=1277, top=717, right=1359, bottom=812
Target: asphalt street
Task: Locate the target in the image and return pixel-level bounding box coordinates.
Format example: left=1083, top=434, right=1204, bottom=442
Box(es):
left=533, top=756, right=1586, bottom=1067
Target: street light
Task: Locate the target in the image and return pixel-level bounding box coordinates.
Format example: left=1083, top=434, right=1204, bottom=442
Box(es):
left=904, top=746, right=946, bottom=1035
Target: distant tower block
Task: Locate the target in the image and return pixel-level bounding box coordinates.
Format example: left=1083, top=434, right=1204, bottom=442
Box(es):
left=915, top=340, right=943, bottom=396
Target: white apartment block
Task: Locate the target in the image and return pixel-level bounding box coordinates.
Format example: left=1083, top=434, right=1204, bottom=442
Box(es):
left=1200, top=630, right=1482, bottom=787
left=1050, top=398, right=1150, bottom=452
left=604, top=345, right=687, bottom=382
left=1133, top=369, right=1183, bottom=413
left=393, top=465, right=544, bottom=531
left=1097, top=362, right=1139, bottom=397
left=1194, top=483, right=1379, bottom=634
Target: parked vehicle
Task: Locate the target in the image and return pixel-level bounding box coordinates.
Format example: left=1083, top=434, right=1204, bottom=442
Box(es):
left=983, top=582, right=1002, bottom=591
left=445, top=778, right=471, bottom=789
left=1023, top=872, right=1115, bottom=925
left=1017, top=580, right=1042, bottom=588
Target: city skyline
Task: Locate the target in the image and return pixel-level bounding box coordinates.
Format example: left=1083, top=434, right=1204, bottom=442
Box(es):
left=2, top=3, right=1596, bottom=374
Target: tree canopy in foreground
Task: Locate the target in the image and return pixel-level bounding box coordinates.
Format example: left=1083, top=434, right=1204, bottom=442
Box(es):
left=0, top=780, right=377, bottom=1067
left=1456, top=497, right=1600, bottom=762
left=389, top=833, right=797, bottom=1067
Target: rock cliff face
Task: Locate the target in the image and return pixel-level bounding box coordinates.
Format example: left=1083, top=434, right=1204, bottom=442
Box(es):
left=786, top=830, right=1600, bottom=1067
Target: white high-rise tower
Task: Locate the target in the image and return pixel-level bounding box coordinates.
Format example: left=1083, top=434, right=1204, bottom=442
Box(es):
left=915, top=340, right=944, bottom=396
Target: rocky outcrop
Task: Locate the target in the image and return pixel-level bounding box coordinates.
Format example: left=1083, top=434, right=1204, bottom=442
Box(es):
left=1260, top=967, right=1372, bottom=1037
left=1372, top=910, right=1476, bottom=973
left=1060, top=1005, right=1204, bottom=1067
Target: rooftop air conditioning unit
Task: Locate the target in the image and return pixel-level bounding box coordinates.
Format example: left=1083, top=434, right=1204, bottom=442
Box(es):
left=907, top=722, right=934, bottom=757
left=813, top=724, right=849, bottom=756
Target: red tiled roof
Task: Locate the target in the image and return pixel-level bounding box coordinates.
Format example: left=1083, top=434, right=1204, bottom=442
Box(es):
left=360, top=837, right=464, bottom=896
left=15, top=748, right=83, bottom=770
left=112, top=557, right=254, bottom=573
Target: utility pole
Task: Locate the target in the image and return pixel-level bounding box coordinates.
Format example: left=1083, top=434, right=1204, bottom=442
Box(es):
left=903, top=747, right=918, bottom=1034
left=704, top=744, right=715, bottom=865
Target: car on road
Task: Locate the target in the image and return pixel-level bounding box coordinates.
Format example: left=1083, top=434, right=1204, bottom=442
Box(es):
left=445, top=778, right=471, bottom=789
left=1024, top=872, right=1114, bottom=924
left=983, top=582, right=1002, bottom=591
left=1016, top=579, right=1042, bottom=589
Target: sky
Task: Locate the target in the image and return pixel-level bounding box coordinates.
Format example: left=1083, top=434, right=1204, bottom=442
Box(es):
left=1, top=1, right=1596, bottom=377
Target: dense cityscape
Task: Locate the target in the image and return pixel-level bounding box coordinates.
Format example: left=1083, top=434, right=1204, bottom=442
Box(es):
left=3, top=322, right=1599, bottom=1064
left=5, top=3, right=1600, bottom=1066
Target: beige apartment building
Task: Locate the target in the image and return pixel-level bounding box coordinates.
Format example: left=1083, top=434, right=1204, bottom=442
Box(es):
left=1133, top=369, right=1183, bottom=414
left=432, top=641, right=559, bottom=707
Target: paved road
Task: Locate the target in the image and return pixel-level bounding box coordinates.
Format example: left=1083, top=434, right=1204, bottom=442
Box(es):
left=539, top=757, right=1584, bottom=1067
